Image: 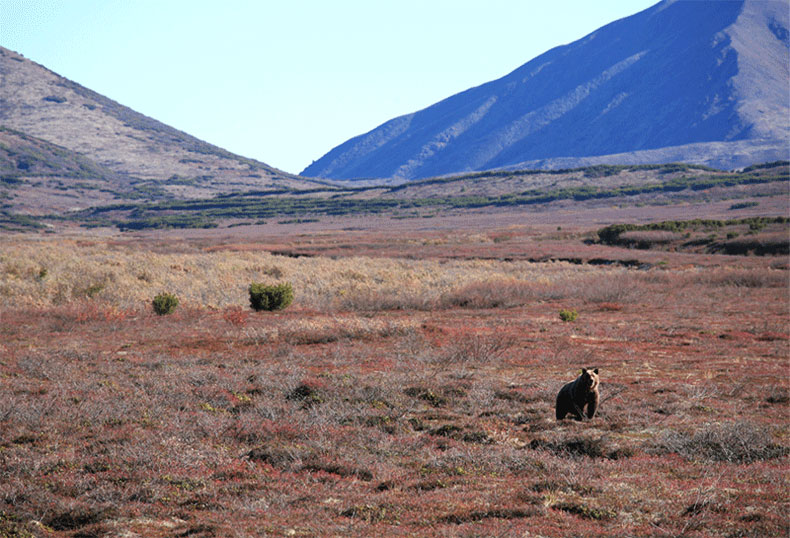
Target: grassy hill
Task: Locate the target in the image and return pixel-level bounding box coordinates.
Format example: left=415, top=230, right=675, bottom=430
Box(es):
left=0, top=46, right=335, bottom=215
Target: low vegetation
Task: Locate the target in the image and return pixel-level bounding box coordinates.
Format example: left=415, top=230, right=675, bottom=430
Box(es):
left=0, top=126, right=121, bottom=185
left=151, top=292, right=179, bottom=315
left=72, top=163, right=787, bottom=230
left=597, top=217, right=790, bottom=255
left=559, top=308, right=579, bottom=322
left=249, top=282, right=294, bottom=311
left=0, top=229, right=787, bottom=536
left=4, top=161, right=787, bottom=231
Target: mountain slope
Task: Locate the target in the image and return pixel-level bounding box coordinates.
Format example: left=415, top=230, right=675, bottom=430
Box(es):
left=0, top=126, right=141, bottom=214
left=0, top=46, right=330, bottom=208
left=302, top=0, right=790, bottom=181
left=0, top=126, right=121, bottom=183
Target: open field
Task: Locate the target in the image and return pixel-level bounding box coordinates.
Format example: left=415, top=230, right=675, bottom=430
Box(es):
left=1, top=223, right=788, bottom=537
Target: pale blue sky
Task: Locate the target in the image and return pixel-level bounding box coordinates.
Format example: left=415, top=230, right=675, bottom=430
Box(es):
left=1, top=0, right=657, bottom=174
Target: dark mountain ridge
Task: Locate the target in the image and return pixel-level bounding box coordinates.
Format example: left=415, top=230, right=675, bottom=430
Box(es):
left=303, top=0, right=789, bottom=181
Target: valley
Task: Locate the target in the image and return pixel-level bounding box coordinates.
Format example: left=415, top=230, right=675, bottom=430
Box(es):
left=1, top=1, right=788, bottom=536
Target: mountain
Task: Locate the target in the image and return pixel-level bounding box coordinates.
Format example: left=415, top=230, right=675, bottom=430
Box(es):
left=0, top=46, right=330, bottom=213
left=302, top=0, right=790, bottom=181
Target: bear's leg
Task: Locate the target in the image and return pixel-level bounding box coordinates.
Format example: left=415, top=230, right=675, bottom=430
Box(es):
left=569, top=400, right=584, bottom=421
left=586, top=394, right=598, bottom=419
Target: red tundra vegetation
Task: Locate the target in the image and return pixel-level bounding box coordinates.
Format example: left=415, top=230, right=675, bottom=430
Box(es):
left=0, top=223, right=787, bottom=537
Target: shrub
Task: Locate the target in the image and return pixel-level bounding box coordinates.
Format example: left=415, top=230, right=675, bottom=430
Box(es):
left=559, top=308, right=578, bottom=322
left=729, top=201, right=758, bottom=210
left=245, top=444, right=305, bottom=470
left=44, top=506, right=107, bottom=531
left=577, top=273, right=642, bottom=304
left=340, top=504, right=391, bottom=523
left=84, top=283, right=105, bottom=298
left=530, top=436, right=608, bottom=458
left=699, top=268, right=787, bottom=288
left=152, top=292, right=179, bottom=315
left=654, top=422, right=788, bottom=463
left=249, top=282, right=294, bottom=311
left=404, top=387, right=447, bottom=407
left=552, top=502, right=616, bottom=520
left=442, top=333, right=515, bottom=365
left=286, top=382, right=322, bottom=407
left=716, top=234, right=789, bottom=256
left=440, top=507, right=542, bottom=524
left=617, top=230, right=681, bottom=249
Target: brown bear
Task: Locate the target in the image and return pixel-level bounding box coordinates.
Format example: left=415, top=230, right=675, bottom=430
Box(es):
left=555, top=367, right=599, bottom=421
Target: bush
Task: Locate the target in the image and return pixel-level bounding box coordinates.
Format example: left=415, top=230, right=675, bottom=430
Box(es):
left=617, top=230, right=681, bottom=249
left=729, top=201, right=758, bottom=210
left=530, top=436, right=607, bottom=458
left=552, top=502, right=616, bottom=521
left=559, top=308, right=578, bottom=322
left=152, top=292, right=179, bottom=315
left=249, top=282, right=294, bottom=311
left=84, top=283, right=105, bottom=298
left=286, top=382, right=323, bottom=407
left=654, top=422, right=788, bottom=463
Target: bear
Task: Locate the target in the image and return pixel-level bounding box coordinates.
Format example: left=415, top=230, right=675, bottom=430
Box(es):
left=555, top=367, right=599, bottom=421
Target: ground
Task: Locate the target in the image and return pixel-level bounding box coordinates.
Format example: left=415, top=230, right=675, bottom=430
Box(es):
left=0, top=208, right=788, bottom=537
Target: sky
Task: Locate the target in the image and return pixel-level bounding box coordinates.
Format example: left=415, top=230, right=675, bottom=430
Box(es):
left=1, top=0, right=657, bottom=174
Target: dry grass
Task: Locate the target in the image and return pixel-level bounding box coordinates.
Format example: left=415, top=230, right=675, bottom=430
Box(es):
left=1, top=238, right=649, bottom=311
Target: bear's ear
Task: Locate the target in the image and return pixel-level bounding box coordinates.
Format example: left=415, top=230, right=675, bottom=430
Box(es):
left=593, top=368, right=599, bottom=374
left=580, top=368, right=587, bottom=374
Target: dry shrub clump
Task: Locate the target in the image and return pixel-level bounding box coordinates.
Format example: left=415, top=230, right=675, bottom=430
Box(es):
left=575, top=271, right=647, bottom=303
left=653, top=422, right=788, bottom=463
left=695, top=267, right=788, bottom=288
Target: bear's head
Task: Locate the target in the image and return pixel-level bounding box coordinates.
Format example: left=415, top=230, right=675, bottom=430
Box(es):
left=580, top=367, right=599, bottom=391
